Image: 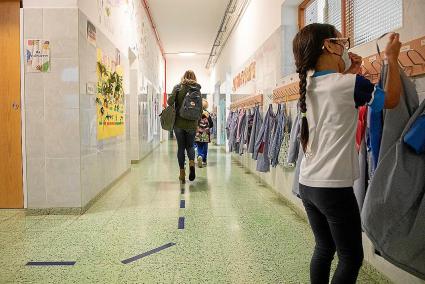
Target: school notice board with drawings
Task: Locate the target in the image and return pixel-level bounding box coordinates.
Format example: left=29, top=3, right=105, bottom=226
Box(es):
left=96, top=48, right=125, bottom=140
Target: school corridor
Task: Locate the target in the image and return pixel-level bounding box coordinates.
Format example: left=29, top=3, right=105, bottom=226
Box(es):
left=1, top=0, right=425, bottom=283
left=0, top=142, right=391, bottom=283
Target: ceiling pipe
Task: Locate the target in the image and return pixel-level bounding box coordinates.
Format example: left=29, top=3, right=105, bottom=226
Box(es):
left=141, top=0, right=168, bottom=101
left=206, top=0, right=250, bottom=69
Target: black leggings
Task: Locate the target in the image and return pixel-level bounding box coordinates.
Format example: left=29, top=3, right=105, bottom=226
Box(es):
left=174, top=128, right=196, bottom=169
left=299, top=184, right=364, bottom=284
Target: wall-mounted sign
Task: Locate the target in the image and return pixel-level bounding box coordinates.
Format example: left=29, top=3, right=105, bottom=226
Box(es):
left=87, top=20, right=97, bottom=47
left=86, top=82, right=97, bottom=95
left=26, top=40, right=50, bottom=73
left=233, top=62, right=256, bottom=92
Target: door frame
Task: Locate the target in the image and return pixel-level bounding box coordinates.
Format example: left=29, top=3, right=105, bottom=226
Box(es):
left=20, top=7, right=28, bottom=209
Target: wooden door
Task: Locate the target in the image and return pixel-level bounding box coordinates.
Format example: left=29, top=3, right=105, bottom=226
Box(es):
left=0, top=0, right=23, bottom=208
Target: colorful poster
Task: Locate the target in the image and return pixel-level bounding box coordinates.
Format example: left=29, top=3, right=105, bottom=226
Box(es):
left=87, top=20, right=97, bottom=47
left=26, top=40, right=50, bottom=73
left=96, top=48, right=125, bottom=140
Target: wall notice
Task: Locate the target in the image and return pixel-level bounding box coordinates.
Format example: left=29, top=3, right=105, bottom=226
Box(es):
left=96, top=48, right=125, bottom=140
left=87, top=20, right=97, bottom=46
left=25, top=40, right=50, bottom=73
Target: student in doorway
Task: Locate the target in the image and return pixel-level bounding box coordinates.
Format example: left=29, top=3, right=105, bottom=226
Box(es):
left=292, top=23, right=401, bottom=284
left=168, top=70, right=202, bottom=183
left=196, top=99, right=214, bottom=168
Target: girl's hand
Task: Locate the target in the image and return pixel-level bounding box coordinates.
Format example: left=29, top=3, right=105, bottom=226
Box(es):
left=345, top=52, right=363, bottom=74
left=385, top=33, right=402, bottom=62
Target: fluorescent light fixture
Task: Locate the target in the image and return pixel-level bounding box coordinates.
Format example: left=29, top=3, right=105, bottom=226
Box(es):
left=178, top=52, right=196, bottom=57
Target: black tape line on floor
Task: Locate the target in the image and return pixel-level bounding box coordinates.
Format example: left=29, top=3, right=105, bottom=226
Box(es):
left=121, top=243, right=176, bottom=264
left=26, top=261, right=76, bottom=266
left=178, top=217, right=185, bottom=229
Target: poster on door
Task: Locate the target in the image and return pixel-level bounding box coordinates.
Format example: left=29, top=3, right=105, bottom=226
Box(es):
left=96, top=48, right=125, bottom=140
left=26, top=40, right=50, bottom=73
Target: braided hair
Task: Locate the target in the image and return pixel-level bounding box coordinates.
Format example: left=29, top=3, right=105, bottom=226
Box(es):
left=293, top=23, right=338, bottom=152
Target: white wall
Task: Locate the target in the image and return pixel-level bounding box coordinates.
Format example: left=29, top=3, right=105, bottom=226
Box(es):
left=78, top=0, right=165, bottom=89
left=166, top=55, right=211, bottom=94
left=22, top=0, right=77, bottom=8
left=215, top=0, right=285, bottom=83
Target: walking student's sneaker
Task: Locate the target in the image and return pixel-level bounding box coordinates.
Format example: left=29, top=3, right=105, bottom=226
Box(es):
left=197, top=156, right=203, bottom=168
left=203, top=161, right=207, bottom=167
left=189, top=160, right=196, bottom=181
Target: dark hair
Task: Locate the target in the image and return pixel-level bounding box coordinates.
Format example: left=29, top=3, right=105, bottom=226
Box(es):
left=293, top=23, right=337, bottom=152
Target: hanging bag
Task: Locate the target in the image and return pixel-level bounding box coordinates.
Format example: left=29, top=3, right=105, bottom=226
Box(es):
left=159, top=102, right=176, bottom=131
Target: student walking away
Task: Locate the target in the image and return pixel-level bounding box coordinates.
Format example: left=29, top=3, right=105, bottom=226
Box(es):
left=293, top=23, right=401, bottom=284
left=168, top=70, right=203, bottom=183
left=196, top=99, right=214, bottom=168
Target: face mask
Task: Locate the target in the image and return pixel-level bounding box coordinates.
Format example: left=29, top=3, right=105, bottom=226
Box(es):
left=341, top=48, right=351, bottom=72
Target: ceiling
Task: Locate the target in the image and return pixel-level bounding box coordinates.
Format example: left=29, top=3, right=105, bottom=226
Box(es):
left=147, top=0, right=230, bottom=56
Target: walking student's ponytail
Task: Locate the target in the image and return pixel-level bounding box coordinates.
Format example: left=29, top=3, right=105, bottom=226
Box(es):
left=293, top=23, right=338, bottom=152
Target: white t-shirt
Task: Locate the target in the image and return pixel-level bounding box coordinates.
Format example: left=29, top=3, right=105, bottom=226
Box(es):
left=299, top=71, right=384, bottom=188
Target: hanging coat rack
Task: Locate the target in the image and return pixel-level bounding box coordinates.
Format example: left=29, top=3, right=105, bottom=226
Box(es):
left=230, top=94, right=263, bottom=111
left=361, top=35, right=425, bottom=83
left=273, top=81, right=300, bottom=104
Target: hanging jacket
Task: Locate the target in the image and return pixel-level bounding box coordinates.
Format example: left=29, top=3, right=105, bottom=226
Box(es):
left=356, top=106, right=368, bottom=151
left=248, top=106, right=263, bottom=155
left=292, top=147, right=303, bottom=198
left=269, top=104, right=286, bottom=167
left=278, top=111, right=292, bottom=168
left=226, top=111, right=233, bottom=138
left=353, top=138, right=368, bottom=211
left=238, top=109, right=252, bottom=155
left=254, top=105, right=276, bottom=172
left=362, top=67, right=424, bottom=280
left=244, top=109, right=254, bottom=148
left=236, top=110, right=246, bottom=142
left=228, top=112, right=239, bottom=152
left=287, top=112, right=301, bottom=164
left=287, top=112, right=302, bottom=197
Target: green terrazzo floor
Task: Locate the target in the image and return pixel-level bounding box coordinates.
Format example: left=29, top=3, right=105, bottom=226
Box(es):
left=0, top=142, right=391, bottom=283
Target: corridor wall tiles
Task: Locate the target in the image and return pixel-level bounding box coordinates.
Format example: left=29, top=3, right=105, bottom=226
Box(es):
left=24, top=8, right=81, bottom=209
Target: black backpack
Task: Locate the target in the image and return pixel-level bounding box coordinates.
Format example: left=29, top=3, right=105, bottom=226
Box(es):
left=179, top=87, right=202, bottom=121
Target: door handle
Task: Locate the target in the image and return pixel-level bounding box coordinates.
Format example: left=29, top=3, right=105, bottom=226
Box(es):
left=12, top=103, right=20, bottom=110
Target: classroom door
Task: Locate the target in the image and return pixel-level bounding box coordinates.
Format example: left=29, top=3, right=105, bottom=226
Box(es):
left=0, top=0, right=24, bottom=208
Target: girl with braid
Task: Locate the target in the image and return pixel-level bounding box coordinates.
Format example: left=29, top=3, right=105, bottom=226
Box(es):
left=292, top=23, right=402, bottom=284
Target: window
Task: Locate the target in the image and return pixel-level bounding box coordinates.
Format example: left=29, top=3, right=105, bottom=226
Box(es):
left=299, top=0, right=403, bottom=47
left=304, top=0, right=342, bottom=31
left=346, top=0, right=403, bottom=46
